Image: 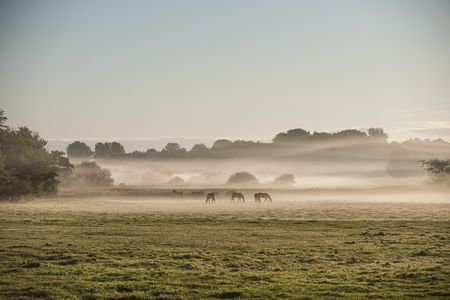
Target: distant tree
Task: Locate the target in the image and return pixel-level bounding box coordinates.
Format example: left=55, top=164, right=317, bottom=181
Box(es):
left=420, top=159, right=450, bottom=186
left=160, top=143, right=188, bottom=159
left=233, top=140, right=256, bottom=147
left=95, top=142, right=110, bottom=158
left=164, top=143, right=181, bottom=153
left=61, top=161, right=113, bottom=187
left=128, top=150, right=146, bottom=159
left=67, top=141, right=92, bottom=158
left=333, top=129, right=367, bottom=139
left=273, top=128, right=311, bottom=144
left=94, top=142, right=125, bottom=158
left=212, top=139, right=233, bottom=149
left=312, top=131, right=332, bottom=140
left=273, top=174, right=295, bottom=185
left=368, top=128, right=388, bottom=142
left=227, top=171, right=259, bottom=185
left=190, top=144, right=209, bottom=158
left=145, top=148, right=158, bottom=158
left=110, top=142, right=125, bottom=157
left=0, top=109, right=7, bottom=129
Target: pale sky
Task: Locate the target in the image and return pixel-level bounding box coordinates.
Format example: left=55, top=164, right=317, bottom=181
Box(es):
left=1, top=0, right=449, bottom=143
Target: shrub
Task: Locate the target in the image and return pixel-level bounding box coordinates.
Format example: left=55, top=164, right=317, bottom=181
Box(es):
left=420, top=159, right=450, bottom=186
left=273, top=174, right=295, bottom=185
left=167, top=176, right=185, bottom=185
left=227, top=171, right=259, bottom=185
left=60, top=161, right=113, bottom=187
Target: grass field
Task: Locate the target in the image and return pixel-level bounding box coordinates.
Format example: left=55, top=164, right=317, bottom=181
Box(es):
left=0, top=191, right=449, bottom=299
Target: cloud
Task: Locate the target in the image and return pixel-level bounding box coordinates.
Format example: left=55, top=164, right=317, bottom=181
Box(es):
left=397, top=121, right=450, bottom=141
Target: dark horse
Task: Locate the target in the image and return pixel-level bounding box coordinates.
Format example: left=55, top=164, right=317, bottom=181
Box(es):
left=231, top=192, right=245, bottom=203
left=205, top=192, right=216, bottom=204
left=254, top=192, right=272, bottom=203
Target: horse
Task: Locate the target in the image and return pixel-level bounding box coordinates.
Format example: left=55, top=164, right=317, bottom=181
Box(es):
left=231, top=192, right=245, bottom=203
left=205, top=192, right=216, bottom=204
left=254, top=192, right=272, bottom=203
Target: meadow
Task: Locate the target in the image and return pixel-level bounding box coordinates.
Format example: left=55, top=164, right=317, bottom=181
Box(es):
left=0, top=189, right=449, bottom=299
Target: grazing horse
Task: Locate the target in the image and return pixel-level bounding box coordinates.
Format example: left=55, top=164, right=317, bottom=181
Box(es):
left=172, top=189, right=183, bottom=196
left=205, top=192, right=216, bottom=204
left=231, top=192, right=245, bottom=203
left=254, top=192, right=272, bottom=203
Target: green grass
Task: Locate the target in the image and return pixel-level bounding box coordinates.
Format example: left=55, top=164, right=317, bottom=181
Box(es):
left=0, top=200, right=449, bottom=299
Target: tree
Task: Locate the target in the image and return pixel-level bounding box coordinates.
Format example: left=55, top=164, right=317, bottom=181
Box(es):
left=420, top=159, right=450, bottom=186
left=190, top=144, right=209, bottom=158
left=227, top=171, right=259, bottom=185
left=160, top=143, right=187, bottom=159
left=110, top=142, right=125, bottom=157
left=67, top=141, right=92, bottom=158
left=60, top=161, right=114, bottom=187
left=273, top=174, right=295, bottom=185
left=94, top=142, right=125, bottom=158
left=95, top=142, right=110, bottom=157
left=212, top=139, right=233, bottom=149
left=0, top=113, right=59, bottom=196
left=0, top=109, right=7, bottom=129
left=273, top=128, right=311, bottom=144
left=145, top=148, right=158, bottom=158
left=164, top=143, right=181, bottom=153
left=51, top=151, right=73, bottom=177
left=333, top=129, right=367, bottom=139
left=368, top=128, right=388, bottom=142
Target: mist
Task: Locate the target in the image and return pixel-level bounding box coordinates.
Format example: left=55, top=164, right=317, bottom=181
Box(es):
left=65, top=134, right=449, bottom=190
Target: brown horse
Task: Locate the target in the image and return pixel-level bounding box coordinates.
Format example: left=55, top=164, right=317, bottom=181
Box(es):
left=231, top=192, right=245, bottom=203
left=205, top=192, right=216, bottom=204
left=254, top=192, right=272, bottom=203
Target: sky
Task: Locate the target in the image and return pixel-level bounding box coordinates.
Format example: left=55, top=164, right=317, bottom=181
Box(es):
left=1, top=0, right=449, bottom=148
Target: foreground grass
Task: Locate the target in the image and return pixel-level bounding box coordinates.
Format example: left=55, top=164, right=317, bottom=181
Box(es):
left=0, top=202, right=449, bottom=299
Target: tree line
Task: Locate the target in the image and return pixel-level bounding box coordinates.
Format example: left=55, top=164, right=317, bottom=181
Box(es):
left=67, top=127, right=394, bottom=160
left=1, top=107, right=449, bottom=197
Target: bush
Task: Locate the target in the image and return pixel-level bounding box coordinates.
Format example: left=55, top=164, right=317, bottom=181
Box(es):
left=420, top=159, right=450, bottom=186
left=227, top=171, right=259, bottom=185
left=167, top=176, right=185, bottom=185
left=60, top=161, right=113, bottom=187
left=273, top=174, right=295, bottom=185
